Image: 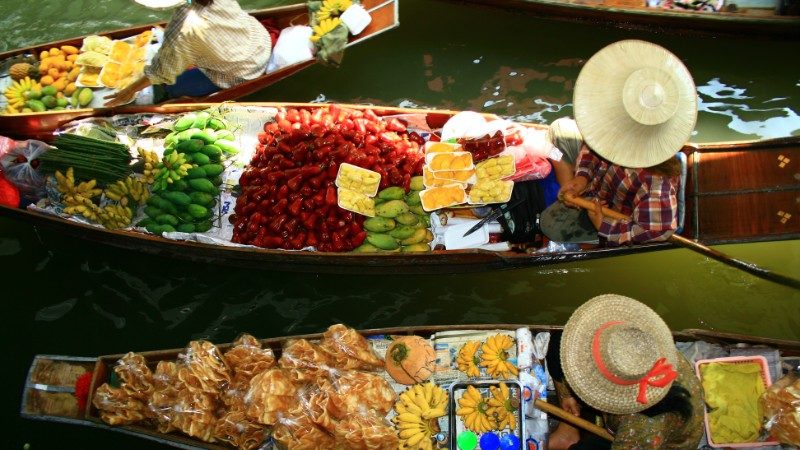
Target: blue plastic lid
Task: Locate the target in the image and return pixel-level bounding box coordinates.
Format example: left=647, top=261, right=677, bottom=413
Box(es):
left=480, top=432, right=500, bottom=450
left=500, top=434, right=521, bottom=450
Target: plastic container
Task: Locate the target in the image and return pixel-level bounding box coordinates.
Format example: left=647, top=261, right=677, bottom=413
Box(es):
left=99, top=61, right=121, bottom=89
left=695, top=356, right=778, bottom=448
left=423, top=166, right=469, bottom=188
left=420, top=184, right=468, bottom=212
left=426, top=151, right=475, bottom=172
left=337, top=187, right=375, bottom=217
left=425, top=141, right=462, bottom=154
left=340, top=3, right=372, bottom=35
left=467, top=180, right=513, bottom=205
left=475, top=154, right=515, bottom=182
left=448, top=380, right=524, bottom=450
left=76, top=67, right=101, bottom=88
left=335, top=162, right=381, bottom=196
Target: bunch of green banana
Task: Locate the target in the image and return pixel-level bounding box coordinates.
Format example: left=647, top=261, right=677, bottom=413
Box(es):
left=137, top=148, right=160, bottom=184
left=352, top=177, right=435, bottom=253
left=105, top=176, right=150, bottom=207
left=153, top=151, right=192, bottom=192
left=97, top=204, right=133, bottom=229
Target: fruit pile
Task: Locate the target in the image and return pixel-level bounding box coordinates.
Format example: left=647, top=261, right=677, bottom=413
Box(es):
left=139, top=110, right=237, bottom=235
left=455, top=382, right=518, bottom=433
left=357, top=180, right=434, bottom=253
left=456, top=334, right=519, bottom=380
left=232, top=105, right=425, bottom=252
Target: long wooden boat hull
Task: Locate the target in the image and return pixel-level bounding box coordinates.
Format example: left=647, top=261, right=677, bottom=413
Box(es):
left=20, top=324, right=800, bottom=450
left=453, top=0, right=800, bottom=39
left=1, top=102, right=798, bottom=275
left=0, top=0, right=399, bottom=141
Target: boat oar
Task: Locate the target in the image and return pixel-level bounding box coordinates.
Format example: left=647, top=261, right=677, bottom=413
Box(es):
left=563, top=194, right=800, bottom=290
left=534, top=398, right=614, bottom=442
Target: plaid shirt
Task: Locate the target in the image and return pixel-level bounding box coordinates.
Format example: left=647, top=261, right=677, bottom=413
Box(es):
left=575, top=149, right=678, bottom=246
left=145, top=0, right=271, bottom=88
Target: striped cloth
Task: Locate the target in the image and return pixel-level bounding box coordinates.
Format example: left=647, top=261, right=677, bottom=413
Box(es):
left=145, top=0, right=271, bottom=89
left=575, top=148, right=678, bottom=246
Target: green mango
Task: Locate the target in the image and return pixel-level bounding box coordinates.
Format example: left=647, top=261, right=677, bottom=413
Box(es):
left=400, top=228, right=428, bottom=245
left=401, top=243, right=431, bottom=253
left=395, top=212, right=419, bottom=226
left=405, top=190, right=422, bottom=206
left=409, top=176, right=424, bottom=191
left=175, top=139, right=205, bottom=153
left=173, top=113, right=196, bottom=132
left=375, top=200, right=409, bottom=218
left=389, top=225, right=418, bottom=240
left=363, top=217, right=396, bottom=232
left=409, top=204, right=426, bottom=216
left=366, top=233, right=399, bottom=250
left=351, top=243, right=380, bottom=253
left=377, top=186, right=405, bottom=200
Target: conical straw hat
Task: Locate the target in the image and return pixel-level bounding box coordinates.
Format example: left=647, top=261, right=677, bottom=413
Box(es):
left=573, top=40, right=697, bottom=168
left=560, top=294, right=679, bottom=414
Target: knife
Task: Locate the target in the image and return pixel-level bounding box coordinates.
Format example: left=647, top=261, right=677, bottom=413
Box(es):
left=462, top=197, right=525, bottom=237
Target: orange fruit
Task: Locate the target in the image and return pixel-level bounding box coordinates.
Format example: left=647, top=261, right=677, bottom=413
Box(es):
left=40, top=75, right=54, bottom=86
left=47, top=68, right=60, bottom=78
left=64, top=82, right=77, bottom=96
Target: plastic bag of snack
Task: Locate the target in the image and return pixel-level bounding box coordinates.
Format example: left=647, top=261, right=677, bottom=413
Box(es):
left=245, top=368, right=300, bottom=426
left=176, top=340, right=232, bottom=396
left=92, top=383, right=150, bottom=425
left=213, top=407, right=268, bottom=450
left=0, top=138, right=50, bottom=203
left=223, top=333, right=276, bottom=388
left=327, top=370, right=397, bottom=419
left=333, top=411, right=399, bottom=450
left=168, top=389, right=219, bottom=442
left=114, top=352, right=156, bottom=401
left=278, top=338, right=337, bottom=382
left=761, top=369, right=800, bottom=445
left=319, top=324, right=384, bottom=371
left=272, top=411, right=336, bottom=450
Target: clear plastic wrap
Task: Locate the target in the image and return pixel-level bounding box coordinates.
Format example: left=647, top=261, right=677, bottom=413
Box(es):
left=115, top=352, right=156, bottom=401
left=0, top=139, right=50, bottom=202
left=326, top=370, right=397, bottom=419
left=278, top=339, right=336, bottom=382
left=224, top=333, right=276, bottom=388
left=762, top=369, right=800, bottom=446
left=149, top=360, right=180, bottom=433
left=319, top=324, right=384, bottom=371
left=92, top=383, right=150, bottom=425
left=213, top=408, right=268, bottom=450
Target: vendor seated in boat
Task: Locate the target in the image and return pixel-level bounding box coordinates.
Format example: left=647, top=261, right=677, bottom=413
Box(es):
left=541, top=40, right=696, bottom=247
left=547, top=293, right=704, bottom=450
left=104, top=0, right=272, bottom=107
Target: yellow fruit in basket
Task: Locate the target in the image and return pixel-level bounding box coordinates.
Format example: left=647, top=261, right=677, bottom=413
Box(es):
left=457, top=385, right=493, bottom=433
left=53, top=78, right=68, bottom=92
left=457, top=341, right=482, bottom=378
left=40, top=75, right=54, bottom=86
left=60, top=45, right=79, bottom=55
left=40, top=50, right=49, bottom=60
left=67, top=54, right=77, bottom=62
left=67, top=67, right=80, bottom=82
left=64, top=82, right=77, bottom=96
left=488, top=382, right=517, bottom=431
left=480, top=334, right=518, bottom=379
left=49, top=47, right=61, bottom=56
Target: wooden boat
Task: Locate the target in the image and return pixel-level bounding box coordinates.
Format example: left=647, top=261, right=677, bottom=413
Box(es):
left=19, top=323, right=800, bottom=449
left=0, top=0, right=399, bottom=141
left=1, top=102, right=799, bottom=275
left=452, top=0, right=800, bottom=39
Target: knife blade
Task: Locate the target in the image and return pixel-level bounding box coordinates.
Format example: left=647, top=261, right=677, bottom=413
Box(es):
left=462, top=197, right=525, bottom=237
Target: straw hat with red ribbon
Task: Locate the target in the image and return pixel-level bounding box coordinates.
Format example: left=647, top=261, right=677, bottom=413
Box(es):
left=573, top=39, right=697, bottom=168
left=560, top=294, right=679, bottom=414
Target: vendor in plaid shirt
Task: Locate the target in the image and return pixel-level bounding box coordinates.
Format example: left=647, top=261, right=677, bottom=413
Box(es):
left=540, top=40, right=697, bottom=247
left=105, top=0, right=272, bottom=107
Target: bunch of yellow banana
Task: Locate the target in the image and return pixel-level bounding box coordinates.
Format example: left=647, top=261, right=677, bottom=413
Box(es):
left=64, top=203, right=102, bottom=222
left=456, top=385, right=493, bottom=433
left=315, top=0, right=352, bottom=22
left=55, top=168, right=103, bottom=207
left=153, top=151, right=192, bottom=191
left=487, top=382, right=517, bottom=431
left=311, top=17, right=342, bottom=43
left=3, top=76, right=38, bottom=113
left=393, top=381, right=448, bottom=450
left=137, top=148, right=160, bottom=184
left=457, top=341, right=482, bottom=378
left=97, top=204, right=133, bottom=229
left=105, top=176, right=150, bottom=207
left=480, top=334, right=518, bottom=379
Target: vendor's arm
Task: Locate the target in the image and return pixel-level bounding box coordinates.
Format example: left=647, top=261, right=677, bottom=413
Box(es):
left=103, top=75, right=152, bottom=107
left=598, top=175, right=677, bottom=245
left=610, top=413, right=671, bottom=450
left=559, top=145, right=599, bottom=203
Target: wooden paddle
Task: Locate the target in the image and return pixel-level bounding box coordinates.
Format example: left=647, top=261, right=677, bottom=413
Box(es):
left=563, top=194, right=800, bottom=290
left=534, top=398, right=615, bottom=442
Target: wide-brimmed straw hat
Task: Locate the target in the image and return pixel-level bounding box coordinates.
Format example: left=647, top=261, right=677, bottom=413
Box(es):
left=133, top=0, right=186, bottom=9
left=560, top=294, right=679, bottom=414
left=573, top=40, right=697, bottom=168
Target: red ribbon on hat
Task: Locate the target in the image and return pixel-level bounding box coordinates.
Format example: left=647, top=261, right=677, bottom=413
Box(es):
left=591, top=321, right=678, bottom=405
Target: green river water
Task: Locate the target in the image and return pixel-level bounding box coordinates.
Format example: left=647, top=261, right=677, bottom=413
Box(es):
left=2, top=0, right=800, bottom=448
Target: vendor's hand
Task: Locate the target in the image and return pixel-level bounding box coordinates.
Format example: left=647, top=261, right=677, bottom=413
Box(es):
left=558, top=176, right=588, bottom=207
left=560, top=396, right=581, bottom=416
left=586, top=198, right=606, bottom=230
left=103, top=85, right=138, bottom=108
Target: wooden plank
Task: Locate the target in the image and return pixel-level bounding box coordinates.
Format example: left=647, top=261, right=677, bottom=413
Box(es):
left=693, top=148, right=800, bottom=193
left=694, top=190, right=800, bottom=242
